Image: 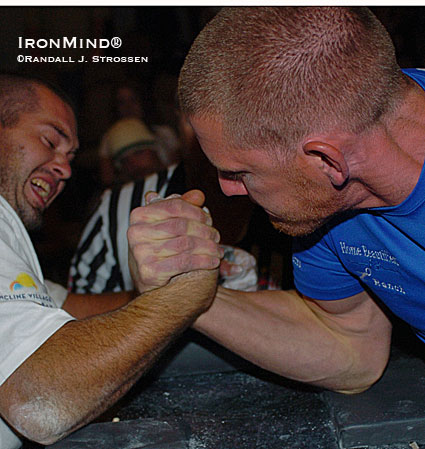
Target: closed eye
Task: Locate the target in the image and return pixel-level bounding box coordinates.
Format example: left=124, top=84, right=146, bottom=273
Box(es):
left=218, top=170, right=246, bottom=181
left=42, top=136, right=55, bottom=149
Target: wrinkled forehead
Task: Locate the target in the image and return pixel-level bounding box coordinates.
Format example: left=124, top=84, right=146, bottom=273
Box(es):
left=33, top=84, right=79, bottom=146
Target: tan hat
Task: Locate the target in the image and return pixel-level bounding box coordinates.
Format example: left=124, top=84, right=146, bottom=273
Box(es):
left=103, top=118, right=157, bottom=163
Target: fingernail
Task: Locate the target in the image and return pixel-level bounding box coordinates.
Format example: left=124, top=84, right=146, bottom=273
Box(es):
left=202, top=207, right=213, bottom=226
left=145, top=192, right=161, bottom=204
left=166, top=193, right=182, bottom=200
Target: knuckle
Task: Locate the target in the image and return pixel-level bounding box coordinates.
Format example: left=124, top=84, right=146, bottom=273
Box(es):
left=132, top=243, right=157, bottom=266
left=168, top=198, right=184, bottom=215
left=177, top=253, right=192, bottom=271
left=206, top=226, right=219, bottom=241
left=175, top=235, right=193, bottom=252
left=127, top=223, right=148, bottom=242
left=129, top=206, right=147, bottom=223
left=198, top=223, right=216, bottom=241
left=127, top=225, right=136, bottom=242
left=173, top=217, right=189, bottom=235
left=140, top=264, right=157, bottom=284
left=205, top=239, right=220, bottom=254
left=132, top=242, right=146, bottom=257
left=195, top=254, right=213, bottom=268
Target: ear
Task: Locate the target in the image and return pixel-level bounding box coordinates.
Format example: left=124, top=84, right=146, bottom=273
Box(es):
left=303, top=140, right=349, bottom=188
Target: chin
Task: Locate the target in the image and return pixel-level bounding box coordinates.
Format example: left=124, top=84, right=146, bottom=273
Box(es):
left=19, top=208, right=44, bottom=232
left=269, top=215, right=330, bottom=237
left=23, top=217, right=43, bottom=232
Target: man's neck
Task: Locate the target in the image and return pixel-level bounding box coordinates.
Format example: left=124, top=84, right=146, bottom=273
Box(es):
left=350, top=86, right=425, bottom=209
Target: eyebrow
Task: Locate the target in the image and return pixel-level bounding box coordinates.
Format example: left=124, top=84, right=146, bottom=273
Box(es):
left=48, top=123, right=79, bottom=152
left=52, top=124, right=70, bottom=142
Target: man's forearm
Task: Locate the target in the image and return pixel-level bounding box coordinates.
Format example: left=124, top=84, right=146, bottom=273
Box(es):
left=1, top=269, right=218, bottom=445
left=193, top=287, right=392, bottom=393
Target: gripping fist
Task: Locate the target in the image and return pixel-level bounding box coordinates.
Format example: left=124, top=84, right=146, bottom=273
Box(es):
left=128, top=190, right=222, bottom=294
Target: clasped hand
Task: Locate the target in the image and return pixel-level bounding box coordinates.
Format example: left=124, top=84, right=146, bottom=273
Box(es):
left=128, top=190, right=223, bottom=294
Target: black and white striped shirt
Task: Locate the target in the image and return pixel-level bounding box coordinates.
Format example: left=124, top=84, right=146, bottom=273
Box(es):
left=68, top=162, right=293, bottom=294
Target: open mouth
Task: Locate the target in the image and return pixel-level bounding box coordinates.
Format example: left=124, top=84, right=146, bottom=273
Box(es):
left=31, top=178, right=52, bottom=202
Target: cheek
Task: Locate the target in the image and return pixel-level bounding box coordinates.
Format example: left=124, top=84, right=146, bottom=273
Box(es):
left=246, top=179, right=292, bottom=214
left=244, top=176, right=279, bottom=199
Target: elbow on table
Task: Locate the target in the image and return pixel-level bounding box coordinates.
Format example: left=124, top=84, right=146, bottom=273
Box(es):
left=7, top=397, right=78, bottom=445
left=328, top=353, right=389, bottom=395
left=331, top=382, right=374, bottom=395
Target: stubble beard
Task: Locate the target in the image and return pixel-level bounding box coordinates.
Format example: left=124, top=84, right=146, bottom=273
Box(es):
left=267, top=167, right=346, bottom=237
left=17, top=201, right=44, bottom=231
left=0, top=173, right=44, bottom=231
left=269, top=214, right=332, bottom=237
left=0, top=136, right=44, bottom=231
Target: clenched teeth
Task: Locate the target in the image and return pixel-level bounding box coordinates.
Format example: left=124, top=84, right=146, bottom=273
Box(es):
left=31, top=178, right=51, bottom=199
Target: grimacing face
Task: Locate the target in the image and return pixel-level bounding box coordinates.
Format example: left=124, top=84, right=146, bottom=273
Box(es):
left=189, top=115, right=346, bottom=236
left=0, top=85, right=78, bottom=230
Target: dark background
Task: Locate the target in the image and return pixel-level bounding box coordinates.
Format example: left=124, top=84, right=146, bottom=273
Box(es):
left=0, top=6, right=424, bottom=284
left=0, top=7, right=221, bottom=151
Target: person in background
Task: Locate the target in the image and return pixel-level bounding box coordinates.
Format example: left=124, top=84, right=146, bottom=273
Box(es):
left=111, top=81, right=181, bottom=172
left=98, top=117, right=168, bottom=186
left=0, top=72, right=221, bottom=448
left=114, top=82, right=145, bottom=121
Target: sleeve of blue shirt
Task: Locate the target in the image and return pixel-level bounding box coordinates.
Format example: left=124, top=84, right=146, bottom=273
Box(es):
left=292, top=228, right=365, bottom=301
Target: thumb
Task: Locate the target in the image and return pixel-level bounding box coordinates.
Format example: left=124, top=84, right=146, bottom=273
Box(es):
left=181, top=189, right=206, bottom=207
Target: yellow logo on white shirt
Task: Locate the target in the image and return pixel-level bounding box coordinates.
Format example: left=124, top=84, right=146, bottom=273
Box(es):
left=9, top=272, right=38, bottom=291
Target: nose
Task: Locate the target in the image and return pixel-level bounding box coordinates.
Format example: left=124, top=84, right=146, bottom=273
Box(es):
left=218, top=176, right=249, bottom=196
left=50, top=152, right=72, bottom=180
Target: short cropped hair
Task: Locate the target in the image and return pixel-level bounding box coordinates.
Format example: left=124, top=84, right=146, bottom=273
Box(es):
left=0, top=72, right=75, bottom=128
left=179, top=7, right=406, bottom=155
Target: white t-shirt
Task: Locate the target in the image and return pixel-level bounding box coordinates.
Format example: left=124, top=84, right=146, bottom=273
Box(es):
left=0, top=195, right=74, bottom=448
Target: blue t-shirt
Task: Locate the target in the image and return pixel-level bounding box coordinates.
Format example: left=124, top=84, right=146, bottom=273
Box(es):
left=293, top=68, right=425, bottom=341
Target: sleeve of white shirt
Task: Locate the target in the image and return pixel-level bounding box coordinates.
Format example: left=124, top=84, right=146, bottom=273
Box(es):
left=0, top=218, right=74, bottom=387
left=44, top=279, right=68, bottom=308
left=0, top=301, right=74, bottom=386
